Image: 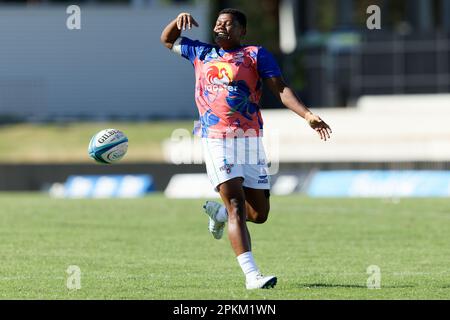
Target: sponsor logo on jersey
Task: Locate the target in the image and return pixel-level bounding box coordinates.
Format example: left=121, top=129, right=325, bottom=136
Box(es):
left=205, top=63, right=237, bottom=92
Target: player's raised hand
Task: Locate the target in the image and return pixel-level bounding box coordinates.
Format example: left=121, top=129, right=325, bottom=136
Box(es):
left=161, top=13, right=198, bottom=49
left=176, top=13, right=199, bottom=31
left=305, top=112, right=332, bottom=141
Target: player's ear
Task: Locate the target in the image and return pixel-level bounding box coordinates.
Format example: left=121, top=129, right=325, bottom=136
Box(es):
left=241, top=27, right=246, bottom=37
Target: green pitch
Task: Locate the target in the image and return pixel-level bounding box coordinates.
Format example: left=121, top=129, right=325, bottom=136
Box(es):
left=0, top=193, right=449, bottom=299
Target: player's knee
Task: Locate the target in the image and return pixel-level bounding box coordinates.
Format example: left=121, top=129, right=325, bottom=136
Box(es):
left=253, top=201, right=270, bottom=224
left=253, top=210, right=269, bottom=224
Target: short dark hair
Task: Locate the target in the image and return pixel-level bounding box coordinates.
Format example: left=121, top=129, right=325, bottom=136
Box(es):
left=218, top=8, right=247, bottom=28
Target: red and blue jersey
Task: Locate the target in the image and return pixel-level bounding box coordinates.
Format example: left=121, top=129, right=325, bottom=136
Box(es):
left=174, top=37, right=282, bottom=138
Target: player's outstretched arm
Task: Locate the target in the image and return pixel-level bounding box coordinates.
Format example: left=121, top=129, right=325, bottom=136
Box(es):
left=264, top=76, right=332, bottom=141
left=160, top=13, right=199, bottom=50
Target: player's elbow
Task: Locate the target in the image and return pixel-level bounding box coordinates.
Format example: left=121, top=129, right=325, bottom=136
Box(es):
left=160, top=30, right=175, bottom=49
left=160, top=36, right=174, bottom=50
left=279, top=88, right=296, bottom=106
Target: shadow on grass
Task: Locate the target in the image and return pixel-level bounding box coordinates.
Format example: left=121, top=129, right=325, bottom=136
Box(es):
left=298, top=283, right=414, bottom=289
left=439, top=285, right=450, bottom=289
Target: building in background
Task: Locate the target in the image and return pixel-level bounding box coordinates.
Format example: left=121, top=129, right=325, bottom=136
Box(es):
left=0, top=1, right=209, bottom=122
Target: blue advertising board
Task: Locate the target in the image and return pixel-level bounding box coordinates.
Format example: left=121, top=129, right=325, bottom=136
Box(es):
left=63, top=175, right=154, bottom=198
left=307, top=170, right=450, bottom=197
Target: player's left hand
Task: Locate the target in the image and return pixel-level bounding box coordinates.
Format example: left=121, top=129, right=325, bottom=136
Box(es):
left=305, top=112, right=332, bottom=141
left=176, top=13, right=199, bottom=31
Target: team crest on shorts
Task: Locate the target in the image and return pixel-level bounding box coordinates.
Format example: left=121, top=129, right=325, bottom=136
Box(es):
left=219, top=161, right=234, bottom=174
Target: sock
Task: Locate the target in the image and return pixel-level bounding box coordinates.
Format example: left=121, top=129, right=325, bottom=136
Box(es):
left=215, top=205, right=228, bottom=223
left=237, top=251, right=259, bottom=279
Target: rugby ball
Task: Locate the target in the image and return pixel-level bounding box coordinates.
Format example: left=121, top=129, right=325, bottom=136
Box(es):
left=88, top=129, right=128, bottom=164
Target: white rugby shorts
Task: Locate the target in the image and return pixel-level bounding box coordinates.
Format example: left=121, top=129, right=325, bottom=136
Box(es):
left=201, top=137, right=270, bottom=192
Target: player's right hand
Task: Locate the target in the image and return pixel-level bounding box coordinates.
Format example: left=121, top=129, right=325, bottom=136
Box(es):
left=176, top=13, right=199, bottom=31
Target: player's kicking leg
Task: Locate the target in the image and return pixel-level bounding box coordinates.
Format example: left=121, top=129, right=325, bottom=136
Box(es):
left=203, top=200, right=228, bottom=239
left=203, top=186, right=270, bottom=238
left=215, top=177, right=276, bottom=289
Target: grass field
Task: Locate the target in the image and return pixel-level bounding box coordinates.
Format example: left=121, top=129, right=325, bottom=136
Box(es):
left=0, top=121, right=192, bottom=163
left=0, top=193, right=449, bottom=299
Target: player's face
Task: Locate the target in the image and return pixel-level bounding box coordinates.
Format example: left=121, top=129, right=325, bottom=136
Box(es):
left=213, top=13, right=245, bottom=48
